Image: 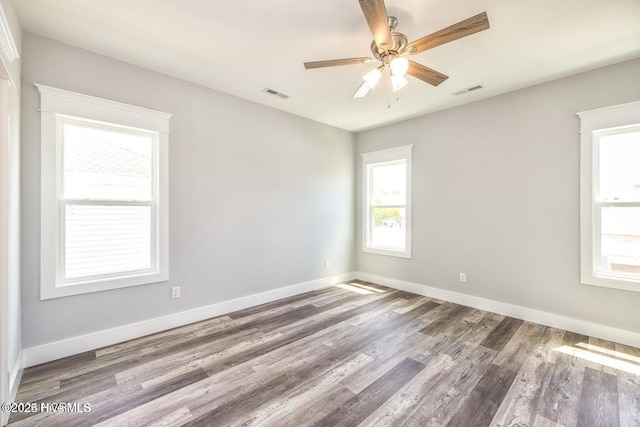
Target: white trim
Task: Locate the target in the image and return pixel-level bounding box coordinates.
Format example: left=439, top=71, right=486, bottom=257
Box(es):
left=0, top=6, right=18, bottom=63
left=361, top=144, right=413, bottom=258
left=578, top=101, right=640, bottom=292
left=577, top=100, right=640, bottom=121
left=35, top=85, right=172, bottom=134
left=1, top=351, right=24, bottom=425
left=23, top=273, right=355, bottom=367
left=360, top=145, right=413, bottom=164
left=355, top=271, right=640, bottom=348
left=38, top=86, right=171, bottom=299
left=0, top=76, right=8, bottom=427
left=7, top=351, right=23, bottom=402
left=21, top=270, right=640, bottom=367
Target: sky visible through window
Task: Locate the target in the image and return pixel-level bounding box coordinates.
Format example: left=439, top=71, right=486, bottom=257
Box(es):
left=598, top=128, right=640, bottom=275
left=599, top=129, right=640, bottom=202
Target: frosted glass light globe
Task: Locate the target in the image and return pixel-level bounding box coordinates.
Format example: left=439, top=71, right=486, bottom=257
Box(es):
left=390, top=57, right=409, bottom=76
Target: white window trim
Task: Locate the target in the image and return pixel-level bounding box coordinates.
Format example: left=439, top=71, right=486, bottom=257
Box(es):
left=361, top=144, right=412, bottom=258
left=37, top=84, right=172, bottom=299
left=577, top=100, right=640, bottom=292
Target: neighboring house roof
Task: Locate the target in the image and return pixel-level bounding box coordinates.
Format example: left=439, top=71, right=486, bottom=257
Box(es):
left=65, top=136, right=150, bottom=177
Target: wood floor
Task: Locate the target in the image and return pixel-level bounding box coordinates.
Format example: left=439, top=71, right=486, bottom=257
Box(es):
left=8, top=281, right=640, bottom=426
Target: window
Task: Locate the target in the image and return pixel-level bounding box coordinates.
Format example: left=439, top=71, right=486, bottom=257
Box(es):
left=578, top=101, right=640, bottom=292
left=38, top=85, right=171, bottom=299
left=362, top=145, right=412, bottom=258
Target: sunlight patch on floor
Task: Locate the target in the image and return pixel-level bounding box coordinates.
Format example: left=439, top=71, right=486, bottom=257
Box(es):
left=553, top=344, right=640, bottom=375
left=334, top=283, right=374, bottom=294
left=575, top=342, right=640, bottom=365
left=333, top=282, right=386, bottom=295
left=346, top=282, right=386, bottom=293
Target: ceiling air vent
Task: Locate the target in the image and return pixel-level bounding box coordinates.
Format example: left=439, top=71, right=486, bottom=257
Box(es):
left=453, top=84, right=484, bottom=96
left=262, top=88, right=289, bottom=99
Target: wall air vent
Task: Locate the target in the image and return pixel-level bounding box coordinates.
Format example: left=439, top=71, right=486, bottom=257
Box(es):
left=453, top=84, right=484, bottom=96
left=262, top=88, right=290, bottom=99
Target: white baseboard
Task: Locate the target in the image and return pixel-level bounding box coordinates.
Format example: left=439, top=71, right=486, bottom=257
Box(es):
left=355, top=271, right=640, bottom=349
left=22, top=270, right=640, bottom=368
left=8, top=350, right=23, bottom=401
left=1, top=352, right=23, bottom=426
left=23, top=273, right=355, bottom=367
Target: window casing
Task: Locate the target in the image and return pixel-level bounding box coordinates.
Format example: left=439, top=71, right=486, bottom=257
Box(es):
left=38, top=85, right=171, bottom=299
left=578, top=101, right=640, bottom=292
left=362, top=145, right=412, bottom=258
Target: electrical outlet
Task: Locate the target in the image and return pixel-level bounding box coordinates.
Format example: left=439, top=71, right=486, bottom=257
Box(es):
left=459, top=273, right=467, bottom=283
left=325, top=260, right=330, bottom=269
left=171, top=287, right=181, bottom=299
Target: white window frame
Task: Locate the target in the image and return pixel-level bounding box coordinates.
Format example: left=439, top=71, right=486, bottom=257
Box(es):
left=361, top=145, right=412, bottom=258
left=37, top=84, right=172, bottom=299
left=578, top=100, right=640, bottom=292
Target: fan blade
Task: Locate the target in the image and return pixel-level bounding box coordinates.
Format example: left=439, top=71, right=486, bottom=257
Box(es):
left=405, top=12, right=489, bottom=54
left=359, top=0, right=393, bottom=50
left=407, top=60, right=448, bottom=86
left=353, top=81, right=371, bottom=98
left=304, top=57, right=372, bottom=69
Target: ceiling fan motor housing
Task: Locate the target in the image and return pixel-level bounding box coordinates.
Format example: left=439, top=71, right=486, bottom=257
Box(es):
left=370, top=17, right=408, bottom=61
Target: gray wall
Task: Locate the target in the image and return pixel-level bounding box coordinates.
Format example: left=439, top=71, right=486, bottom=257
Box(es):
left=21, top=33, right=355, bottom=348
left=20, top=30, right=640, bottom=350
left=355, top=57, right=640, bottom=333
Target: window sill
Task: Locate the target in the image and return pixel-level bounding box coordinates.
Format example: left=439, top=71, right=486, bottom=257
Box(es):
left=363, top=246, right=412, bottom=259
left=581, top=273, right=640, bottom=293
left=41, top=270, right=169, bottom=300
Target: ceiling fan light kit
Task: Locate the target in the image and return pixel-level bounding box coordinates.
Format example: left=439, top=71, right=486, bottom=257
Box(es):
left=390, top=57, right=409, bottom=76
left=391, top=74, right=408, bottom=91
left=304, top=0, right=490, bottom=101
left=363, top=67, right=383, bottom=88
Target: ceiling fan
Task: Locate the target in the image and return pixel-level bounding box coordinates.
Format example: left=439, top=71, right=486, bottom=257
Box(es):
left=304, top=0, right=490, bottom=98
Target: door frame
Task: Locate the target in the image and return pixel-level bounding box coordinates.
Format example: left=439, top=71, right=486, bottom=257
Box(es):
left=0, top=69, right=10, bottom=427
left=0, top=3, right=20, bottom=424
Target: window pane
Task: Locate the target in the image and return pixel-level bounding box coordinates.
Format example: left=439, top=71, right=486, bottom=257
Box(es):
left=371, top=162, right=406, bottom=205
left=600, top=206, right=640, bottom=276
left=63, top=121, right=153, bottom=201
left=371, top=207, right=406, bottom=250
left=65, top=204, right=152, bottom=280
left=598, top=129, right=640, bottom=202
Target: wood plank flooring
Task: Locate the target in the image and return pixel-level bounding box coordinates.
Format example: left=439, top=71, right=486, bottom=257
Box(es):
left=8, top=281, right=640, bottom=426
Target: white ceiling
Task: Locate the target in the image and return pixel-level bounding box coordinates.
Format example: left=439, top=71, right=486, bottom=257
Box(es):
left=14, top=0, right=640, bottom=132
